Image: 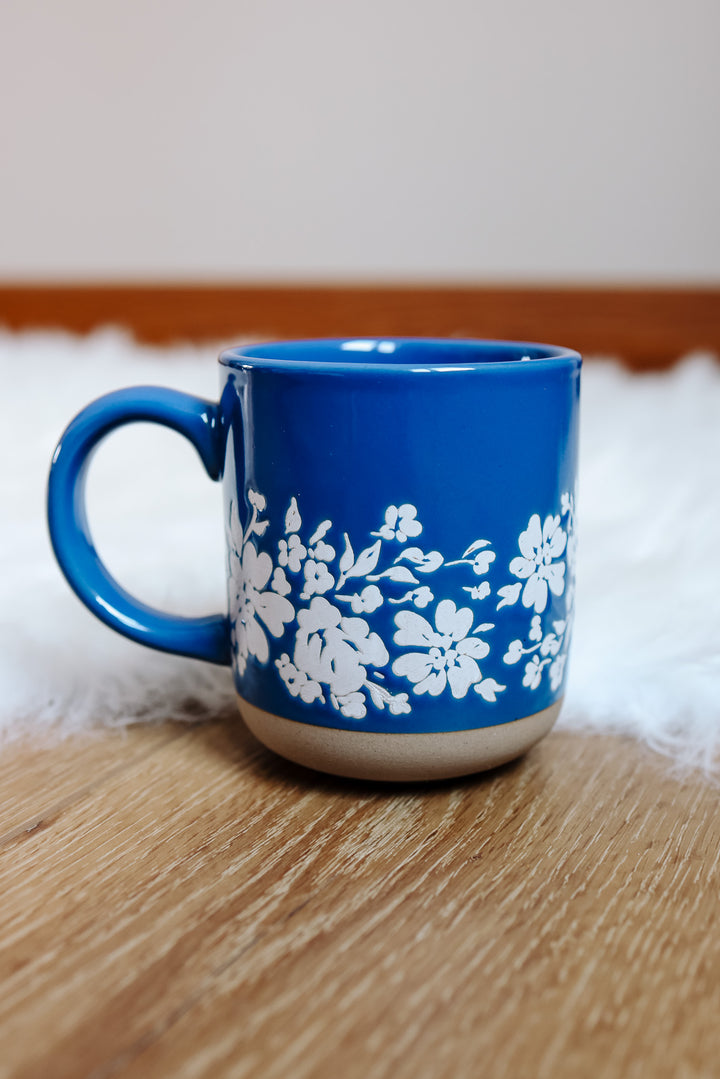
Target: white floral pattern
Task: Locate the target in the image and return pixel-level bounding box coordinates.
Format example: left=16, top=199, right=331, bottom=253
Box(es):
left=392, top=600, right=501, bottom=700
left=227, top=488, right=576, bottom=720
left=372, top=504, right=422, bottom=543
left=226, top=500, right=294, bottom=675
left=507, top=513, right=567, bottom=614
left=499, top=493, right=576, bottom=694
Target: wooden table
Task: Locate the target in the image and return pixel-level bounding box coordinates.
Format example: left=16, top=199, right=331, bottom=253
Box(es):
left=1, top=715, right=718, bottom=1079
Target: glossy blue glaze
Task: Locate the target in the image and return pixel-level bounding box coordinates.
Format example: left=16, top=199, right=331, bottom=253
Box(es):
left=47, top=339, right=581, bottom=734
left=47, top=386, right=231, bottom=664
left=217, top=339, right=581, bottom=733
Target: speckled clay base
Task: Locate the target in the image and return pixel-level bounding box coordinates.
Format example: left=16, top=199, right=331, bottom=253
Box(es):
left=237, top=698, right=563, bottom=781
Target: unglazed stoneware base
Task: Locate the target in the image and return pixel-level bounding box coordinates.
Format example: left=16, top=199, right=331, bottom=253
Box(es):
left=237, top=698, right=563, bottom=782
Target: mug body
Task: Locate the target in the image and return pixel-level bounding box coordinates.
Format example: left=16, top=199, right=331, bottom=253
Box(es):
left=219, top=338, right=580, bottom=781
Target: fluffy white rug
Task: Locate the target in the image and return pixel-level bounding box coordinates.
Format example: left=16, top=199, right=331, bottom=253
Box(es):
left=1, top=329, right=719, bottom=774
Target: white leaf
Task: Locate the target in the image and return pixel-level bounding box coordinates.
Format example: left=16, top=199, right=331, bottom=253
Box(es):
left=474, top=678, right=506, bottom=702
left=284, top=497, right=301, bottom=534
left=368, top=566, right=419, bottom=584
left=496, top=583, right=522, bottom=609
left=366, top=682, right=386, bottom=709
left=252, top=520, right=269, bottom=537
left=503, top=640, right=524, bottom=665
left=308, top=519, right=332, bottom=545
left=388, top=589, right=416, bottom=605
left=395, top=547, right=443, bottom=573
left=463, top=582, right=491, bottom=601
left=473, top=622, right=495, bottom=633
left=338, top=534, right=355, bottom=575
left=463, top=538, right=491, bottom=558
left=345, top=539, right=382, bottom=579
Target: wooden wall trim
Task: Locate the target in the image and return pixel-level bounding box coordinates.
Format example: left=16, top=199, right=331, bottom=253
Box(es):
left=1, top=283, right=718, bottom=368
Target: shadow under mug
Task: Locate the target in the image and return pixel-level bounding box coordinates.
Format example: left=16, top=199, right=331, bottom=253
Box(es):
left=47, top=337, right=581, bottom=781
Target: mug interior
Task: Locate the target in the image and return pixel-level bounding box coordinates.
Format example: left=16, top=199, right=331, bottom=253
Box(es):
left=221, top=338, right=581, bottom=370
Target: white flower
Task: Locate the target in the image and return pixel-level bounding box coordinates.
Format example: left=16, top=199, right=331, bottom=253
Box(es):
left=301, top=558, right=335, bottom=599
left=540, top=632, right=561, bottom=657
left=271, top=566, right=291, bottom=596
left=228, top=542, right=295, bottom=675
left=471, top=549, right=496, bottom=575
left=285, top=496, right=302, bottom=533
left=278, top=534, right=307, bottom=573
left=248, top=489, right=267, bottom=512
left=293, top=597, right=389, bottom=700
left=308, top=539, right=336, bottom=562
left=341, top=585, right=383, bottom=614
left=392, top=599, right=488, bottom=699
left=529, top=615, right=543, bottom=642
left=374, top=504, right=422, bottom=543
left=463, top=582, right=491, bottom=601
left=522, top=655, right=544, bottom=689
left=509, top=514, right=567, bottom=614
left=474, top=677, right=506, bottom=702
left=330, top=691, right=367, bottom=719
left=549, top=653, right=567, bottom=691
left=388, top=692, right=411, bottom=715
left=276, top=653, right=324, bottom=704
left=503, top=639, right=524, bottom=665
left=411, top=586, right=433, bottom=608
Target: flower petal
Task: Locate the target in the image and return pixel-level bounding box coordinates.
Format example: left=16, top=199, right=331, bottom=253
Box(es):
left=294, top=625, right=324, bottom=678
left=392, top=652, right=434, bottom=684
left=401, top=518, right=422, bottom=538
left=475, top=677, right=506, bottom=702
left=472, top=550, right=496, bottom=575
left=335, top=691, right=367, bottom=719
left=546, top=561, right=566, bottom=597
left=393, top=610, right=439, bottom=648
left=447, top=655, right=480, bottom=698
left=545, top=520, right=567, bottom=558
left=496, top=583, right=522, bottom=609
left=542, top=514, right=560, bottom=545
left=300, top=678, right=324, bottom=704
left=254, top=591, right=295, bottom=638
left=246, top=546, right=273, bottom=590
left=415, top=670, right=447, bottom=696
left=435, top=599, right=473, bottom=641
left=302, top=596, right=342, bottom=632
left=509, top=556, right=534, bottom=579
left=519, top=514, right=542, bottom=560
left=522, top=574, right=548, bottom=614
left=245, top=613, right=269, bottom=663
left=340, top=616, right=390, bottom=668
left=503, top=639, right=523, bottom=664
left=271, top=566, right=291, bottom=596
left=313, top=540, right=336, bottom=562
left=456, top=636, right=490, bottom=660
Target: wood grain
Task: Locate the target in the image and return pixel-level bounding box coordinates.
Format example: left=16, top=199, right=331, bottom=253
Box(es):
left=1, top=283, right=719, bottom=369
left=1, top=716, right=718, bottom=1079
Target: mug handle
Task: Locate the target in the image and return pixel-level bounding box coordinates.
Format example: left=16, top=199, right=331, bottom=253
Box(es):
left=47, top=386, right=232, bottom=666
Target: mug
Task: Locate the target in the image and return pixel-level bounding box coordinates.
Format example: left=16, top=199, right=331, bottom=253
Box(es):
left=47, top=337, right=581, bottom=781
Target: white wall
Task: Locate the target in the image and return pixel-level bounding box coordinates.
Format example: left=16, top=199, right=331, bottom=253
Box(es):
left=1, top=0, right=718, bottom=282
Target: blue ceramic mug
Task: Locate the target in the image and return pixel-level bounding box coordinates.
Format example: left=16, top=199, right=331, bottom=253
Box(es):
left=48, top=338, right=581, bottom=780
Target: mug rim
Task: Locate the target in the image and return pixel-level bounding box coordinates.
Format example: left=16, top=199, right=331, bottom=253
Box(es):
left=219, top=337, right=582, bottom=374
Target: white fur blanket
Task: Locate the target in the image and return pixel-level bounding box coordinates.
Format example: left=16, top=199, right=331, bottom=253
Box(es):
left=2, top=329, right=719, bottom=774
